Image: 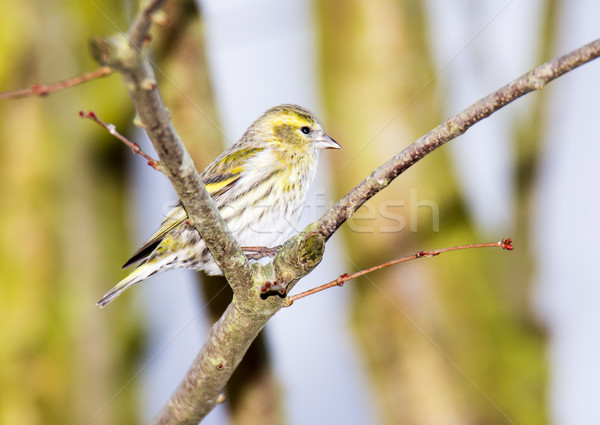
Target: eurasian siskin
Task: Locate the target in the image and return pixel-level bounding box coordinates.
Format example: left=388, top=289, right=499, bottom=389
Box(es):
left=97, top=104, right=340, bottom=307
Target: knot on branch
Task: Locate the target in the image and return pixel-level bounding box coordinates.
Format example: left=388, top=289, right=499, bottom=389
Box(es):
left=272, top=232, right=325, bottom=290
left=89, top=35, right=139, bottom=72
left=529, top=65, right=554, bottom=90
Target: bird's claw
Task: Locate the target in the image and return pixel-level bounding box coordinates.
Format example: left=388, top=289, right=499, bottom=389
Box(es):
left=243, top=245, right=282, bottom=260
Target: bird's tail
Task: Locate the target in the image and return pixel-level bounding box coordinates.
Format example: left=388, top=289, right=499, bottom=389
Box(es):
left=97, top=256, right=174, bottom=308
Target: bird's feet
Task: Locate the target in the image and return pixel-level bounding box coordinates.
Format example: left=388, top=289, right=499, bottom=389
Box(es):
left=243, top=245, right=282, bottom=260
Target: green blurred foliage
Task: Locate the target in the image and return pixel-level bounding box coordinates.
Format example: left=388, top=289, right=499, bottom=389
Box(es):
left=0, top=1, right=145, bottom=424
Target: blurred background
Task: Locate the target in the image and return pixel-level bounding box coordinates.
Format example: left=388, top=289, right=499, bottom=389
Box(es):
left=0, top=0, right=599, bottom=424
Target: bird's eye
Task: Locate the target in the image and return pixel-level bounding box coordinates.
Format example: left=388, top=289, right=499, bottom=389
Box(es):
left=300, top=126, right=310, bottom=134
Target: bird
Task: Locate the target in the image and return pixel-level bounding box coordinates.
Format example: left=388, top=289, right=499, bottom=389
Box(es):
left=97, top=104, right=341, bottom=307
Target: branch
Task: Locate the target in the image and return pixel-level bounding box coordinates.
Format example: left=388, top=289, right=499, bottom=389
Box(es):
left=150, top=299, right=275, bottom=424
left=127, top=0, right=170, bottom=49
left=150, top=231, right=324, bottom=425
left=285, top=239, right=514, bottom=306
left=79, top=110, right=164, bottom=171
left=88, top=1, right=253, bottom=295
left=0, top=66, right=112, bottom=100
left=312, top=39, right=600, bottom=241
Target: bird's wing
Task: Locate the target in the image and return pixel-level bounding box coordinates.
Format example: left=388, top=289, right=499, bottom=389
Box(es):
left=200, top=145, right=266, bottom=201
left=122, top=202, right=188, bottom=268
left=122, top=147, right=263, bottom=268
left=202, top=172, right=243, bottom=199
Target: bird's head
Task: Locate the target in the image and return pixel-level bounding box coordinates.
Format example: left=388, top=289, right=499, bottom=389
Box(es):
left=251, top=104, right=341, bottom=154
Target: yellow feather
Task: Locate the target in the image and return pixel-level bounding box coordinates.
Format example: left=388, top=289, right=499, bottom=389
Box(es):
left=204, top=176, right=239, bottom=195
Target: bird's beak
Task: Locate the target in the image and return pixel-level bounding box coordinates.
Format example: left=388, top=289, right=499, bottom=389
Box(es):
left=315, top=133, right=342, bottom=150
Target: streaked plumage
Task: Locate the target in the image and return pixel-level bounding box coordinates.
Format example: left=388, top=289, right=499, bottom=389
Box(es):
left=97, top=104, right=340, bottom=307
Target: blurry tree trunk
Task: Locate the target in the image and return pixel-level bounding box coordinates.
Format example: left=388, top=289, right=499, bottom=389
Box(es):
left=0, top=44, right=141, bottom=425
left=0, top=3, right=145, bottom=425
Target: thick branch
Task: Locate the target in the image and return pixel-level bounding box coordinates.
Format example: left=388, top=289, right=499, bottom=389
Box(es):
left=152, top=301, right=274, bottom=425
left=88, top=4, right=252, bottom=295
left=314, top=38, right=600, bottom=240
left=150, top=230, right=324, bottom=425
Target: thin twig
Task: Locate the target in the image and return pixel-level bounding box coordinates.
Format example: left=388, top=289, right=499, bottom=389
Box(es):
left=79, top=110, right=164, bottom=172
left=285, top=239, right=514, bottom=306
left=0, top=67, right=112, bottom=100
